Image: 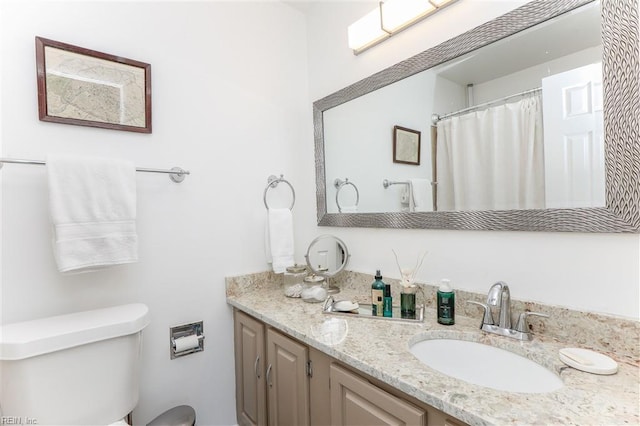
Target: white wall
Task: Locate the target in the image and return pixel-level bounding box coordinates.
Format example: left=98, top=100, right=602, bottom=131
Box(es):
left=0, top=1, right=309, bottom=424
left=324, top=71, right=465, bottom=213
left=324, top=71, right=435, bottom=213
left=296, top=0, right=640, bottom=320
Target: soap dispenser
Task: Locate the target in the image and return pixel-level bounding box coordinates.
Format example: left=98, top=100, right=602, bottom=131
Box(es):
left=437, top=279, right=455, bottom=325
left=383, top=284, right=393, bottom=317
left=371, top=270, right=385, bottom=316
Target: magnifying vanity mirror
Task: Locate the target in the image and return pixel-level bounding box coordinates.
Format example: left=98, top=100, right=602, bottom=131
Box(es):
left=305, top=234, right=350, bottom=294
left=313, top=0, right=639, bottom=233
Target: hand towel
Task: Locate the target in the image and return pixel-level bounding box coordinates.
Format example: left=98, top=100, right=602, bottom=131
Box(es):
left=47, top=154, right=138, bottom=273
left=265, top=208, right=294, bottom=273
left=409, top=179, right=431, bottom=212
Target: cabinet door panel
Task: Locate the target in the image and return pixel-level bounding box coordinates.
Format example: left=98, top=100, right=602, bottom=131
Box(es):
left=330, top=363, right=426, bottom=426
left=267, top=328, right=310, bottom=426
left=309, top=347, right=332, bottom=426
left=234, top=310, right=266, bottom=426
left=425, top=407, right=466, bottom=426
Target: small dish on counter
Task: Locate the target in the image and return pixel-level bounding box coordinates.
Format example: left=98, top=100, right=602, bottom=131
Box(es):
left=559, top=348, right=619, bottom=375
left=332, top=300, right=359, bottom=312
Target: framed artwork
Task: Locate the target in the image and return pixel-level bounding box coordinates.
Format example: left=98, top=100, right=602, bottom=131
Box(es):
left=393, top=125, right=421, bottom=165
left=35, top=36, right=152, bottom=133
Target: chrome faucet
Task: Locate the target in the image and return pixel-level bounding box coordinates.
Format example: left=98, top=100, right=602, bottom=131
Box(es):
left=486, top=281, right=511, bottom=329
left=468, top=281, right=548, bottom=341
left=323, top=295, right=336, bottom=312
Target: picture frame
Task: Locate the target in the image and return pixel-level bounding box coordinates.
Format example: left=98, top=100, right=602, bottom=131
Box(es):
left=35, top=36, right=152, bottom=133
left=393, top=125, right=421, bottom=165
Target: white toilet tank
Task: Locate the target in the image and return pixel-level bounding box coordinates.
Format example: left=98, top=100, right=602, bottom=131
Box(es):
left=0, top=303, right=150, bottom=425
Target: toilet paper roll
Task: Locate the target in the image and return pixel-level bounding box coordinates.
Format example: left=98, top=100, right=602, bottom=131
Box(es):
left=173, top=335, right=200, bottom=353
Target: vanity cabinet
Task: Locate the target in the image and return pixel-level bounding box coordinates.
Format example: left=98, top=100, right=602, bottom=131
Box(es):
left=233, top=310, right=310, bottom=426
left=233, top=309, right=466, bottom=426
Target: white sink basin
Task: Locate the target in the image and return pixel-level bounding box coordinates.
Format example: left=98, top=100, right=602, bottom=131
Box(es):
left=409, top=339, right=563, bottom=393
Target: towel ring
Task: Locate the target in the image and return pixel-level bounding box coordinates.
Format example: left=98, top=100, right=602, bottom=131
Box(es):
left=334, top=178, right=359, bottom=213
left=264, top=174, right=295, bottom=210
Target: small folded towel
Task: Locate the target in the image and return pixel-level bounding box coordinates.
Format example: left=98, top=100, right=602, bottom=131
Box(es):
left=409, top=178, right=431, bottom=212
left=47, top=154, right=138, bottom=273
left=265, top=208, right=295, bottom=273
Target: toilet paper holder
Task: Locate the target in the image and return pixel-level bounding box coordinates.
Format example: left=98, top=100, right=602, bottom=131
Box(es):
left=170, top=321, right=205, bottom=359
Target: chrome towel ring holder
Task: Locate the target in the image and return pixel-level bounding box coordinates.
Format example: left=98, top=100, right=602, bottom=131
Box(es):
left=334, top=178, right=359, bottom=213
left=264, top=174, right=295, bottom=210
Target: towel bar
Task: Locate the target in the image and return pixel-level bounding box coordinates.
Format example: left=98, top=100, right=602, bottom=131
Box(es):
left=382, top=179, right=410, bottom=189
left=0, top=157, right=190, bottom=183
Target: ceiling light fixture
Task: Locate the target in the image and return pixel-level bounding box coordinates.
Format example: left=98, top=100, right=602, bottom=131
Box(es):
left=348, top=0, right=460, bottom=55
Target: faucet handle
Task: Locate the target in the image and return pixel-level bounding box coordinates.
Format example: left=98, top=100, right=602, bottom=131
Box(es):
left=515, top=311, right=549, bottom=333
left=467, top=300, right=494, bottom=327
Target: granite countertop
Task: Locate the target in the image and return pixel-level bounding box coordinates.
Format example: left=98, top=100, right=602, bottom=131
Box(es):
left=226, top=273, right=639, bottom=426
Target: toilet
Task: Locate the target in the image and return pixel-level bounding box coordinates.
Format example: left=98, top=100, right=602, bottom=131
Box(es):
left=0, top=303, right=195, bottom=426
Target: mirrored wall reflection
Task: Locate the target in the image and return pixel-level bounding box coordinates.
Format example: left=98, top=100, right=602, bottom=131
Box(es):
left=324, top=1, right=603, bottom=214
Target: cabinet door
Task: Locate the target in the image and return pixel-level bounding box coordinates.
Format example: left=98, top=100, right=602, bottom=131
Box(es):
left=330, top=363, right=426, bottom=426
left=234, top=310, right=267, bottom=426
left=266, top=328, right=310, bottom=426
left=309, top=347, right=332, bottom=426
left=425, top=409, right=466, bottom=426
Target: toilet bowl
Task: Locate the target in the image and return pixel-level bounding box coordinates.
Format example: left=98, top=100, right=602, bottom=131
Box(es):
left=0, top=304, right=196, bottom=426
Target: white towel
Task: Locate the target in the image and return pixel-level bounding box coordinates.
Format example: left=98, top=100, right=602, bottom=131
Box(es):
left=265, top=208, right=294, bottom=273
left=47, top=154, right=138, bottom=273
left=409, top=179, right=431, bottom=212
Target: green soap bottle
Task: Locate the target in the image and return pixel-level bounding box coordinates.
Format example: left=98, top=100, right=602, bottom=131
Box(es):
left=437, top=279, right=455, bottom=325
left=383, top=284, right=393, bottom=317
left=371, top=270, right=385, bottom=317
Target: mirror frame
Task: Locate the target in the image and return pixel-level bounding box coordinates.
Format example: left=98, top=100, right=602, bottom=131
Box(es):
left=313, top=0, right=639, bottom=233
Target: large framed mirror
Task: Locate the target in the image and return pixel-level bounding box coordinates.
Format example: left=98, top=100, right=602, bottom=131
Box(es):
left=313, top=0, right=639, bottom=233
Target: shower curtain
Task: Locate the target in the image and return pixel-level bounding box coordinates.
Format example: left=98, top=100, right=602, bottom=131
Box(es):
left=436, top=94, right=545, bottom=211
